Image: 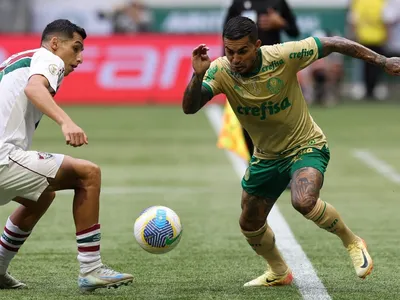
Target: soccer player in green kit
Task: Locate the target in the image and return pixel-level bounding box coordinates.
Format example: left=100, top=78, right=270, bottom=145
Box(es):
left=182, top=16, right=400, bottom=287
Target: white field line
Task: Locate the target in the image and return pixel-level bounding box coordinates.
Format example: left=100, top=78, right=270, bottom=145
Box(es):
left=353, top=149, right=400, bottom=183
left=205, top=104, right=331, bottom=300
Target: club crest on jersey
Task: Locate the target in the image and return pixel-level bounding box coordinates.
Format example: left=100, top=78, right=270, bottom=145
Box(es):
left=37, top=152, right=53, bottom=160
left=266, top=77, right=284, bottom=94
left=48, top=64, right=59, bottom=76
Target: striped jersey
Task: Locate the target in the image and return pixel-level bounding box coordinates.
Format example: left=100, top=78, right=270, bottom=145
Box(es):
left=0, top=47, right=65, bottom=164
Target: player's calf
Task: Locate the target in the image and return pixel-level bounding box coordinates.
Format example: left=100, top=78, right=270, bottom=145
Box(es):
left=291, top=168, right=358, bottom=245
left=239, top=191, right=275, bottom=231
left=240, top=191, right=289, bottom=277
left=0, top=191, right=55, bottom=282
left=12, top=192, right=56, bottom=231
left=45, top=156, right=133, bottom=289
left=291, top=167, right=372, bottom=278
left=0, top=217, right=32, bottom=277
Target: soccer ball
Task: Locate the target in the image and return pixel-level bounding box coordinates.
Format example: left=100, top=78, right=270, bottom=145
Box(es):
left=134, top=206, right=182, bottom=254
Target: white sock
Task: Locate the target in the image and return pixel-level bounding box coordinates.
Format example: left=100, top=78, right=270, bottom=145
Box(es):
left=76, top=224, right=102, bottom=274
left=0, top=218, right=31, bottom=275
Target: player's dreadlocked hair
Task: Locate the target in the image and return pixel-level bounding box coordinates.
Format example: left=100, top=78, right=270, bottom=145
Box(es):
left=41, top=19, right=87, bottom=43
left=223, top=16, right=258, bottom=44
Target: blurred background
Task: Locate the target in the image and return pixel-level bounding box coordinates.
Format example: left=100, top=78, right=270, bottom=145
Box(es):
left=0, top=0, right=399, bottom=105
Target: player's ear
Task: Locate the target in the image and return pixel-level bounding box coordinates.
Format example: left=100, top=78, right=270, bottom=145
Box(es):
left=49, top=36, right=59, bottom=52
left=255, top=39, right=262, bottom=50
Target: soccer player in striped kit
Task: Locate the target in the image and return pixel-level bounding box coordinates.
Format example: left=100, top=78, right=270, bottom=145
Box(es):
left=0, top=19, right=133, bottom=292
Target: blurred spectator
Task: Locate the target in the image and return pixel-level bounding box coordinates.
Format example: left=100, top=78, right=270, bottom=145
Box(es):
left=224, top=0, right=299, bottom=47
left=347, top=0, right=387, bottom=100
left=0, top=0, right=31, bottom=33
left=223, top=0, right=299, bottom=159
left=298, top=30, right=344, bottom=107
left=383, top=0, right=400, bottom=58
left=98, top=0, right=152, bottom=33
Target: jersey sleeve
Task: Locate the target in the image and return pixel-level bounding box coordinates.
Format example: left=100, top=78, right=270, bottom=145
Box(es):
left=277, top=37, right=324, bottom=72
left=29, top=49, right=65, bottom=93
left=202, top=59, right=223, bottom=98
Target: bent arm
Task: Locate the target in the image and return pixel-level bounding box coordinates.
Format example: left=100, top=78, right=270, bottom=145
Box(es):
left=24, top=75, right=73, bottom=126
left=319, top=36, right=387, bottom=68
left=182, top=73, right=212, bottom=114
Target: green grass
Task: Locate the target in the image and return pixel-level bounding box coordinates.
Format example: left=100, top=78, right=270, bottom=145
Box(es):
left=1, top=103, right=400, bottom=299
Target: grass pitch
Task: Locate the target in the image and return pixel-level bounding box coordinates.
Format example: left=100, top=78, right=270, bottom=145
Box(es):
left=0, top=103, right=399, bottom=299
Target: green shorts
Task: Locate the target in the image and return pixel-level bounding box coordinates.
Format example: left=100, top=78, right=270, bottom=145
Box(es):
left=241, top=145, right=330, bottom=199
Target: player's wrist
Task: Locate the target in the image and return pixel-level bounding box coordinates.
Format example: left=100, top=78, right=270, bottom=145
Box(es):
left=376, top=55, right=387, bottom=69
left=193, top=71, right=206, bottom=80
left=58, top=114, right=74, bottom=127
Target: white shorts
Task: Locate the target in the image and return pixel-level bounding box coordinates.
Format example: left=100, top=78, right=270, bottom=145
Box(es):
left=0, top=148, right=64, bottom=206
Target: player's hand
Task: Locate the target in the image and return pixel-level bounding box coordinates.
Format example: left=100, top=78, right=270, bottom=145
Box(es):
left=258, top=8, right=286, bottom=31
left=61, top=122, right=88, bottom=147
left=384, top=57, right=400, bottom=76
left=192, top=44, right=211, bottom=76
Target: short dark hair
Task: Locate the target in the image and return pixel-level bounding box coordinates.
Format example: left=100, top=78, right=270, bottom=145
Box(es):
left=223, top=16, right=258, bottom=43
left=41, top=19, right=87, bottom=43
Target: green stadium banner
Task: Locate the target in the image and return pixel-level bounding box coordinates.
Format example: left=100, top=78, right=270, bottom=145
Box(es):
left=150, top=7, right=347, bottom=38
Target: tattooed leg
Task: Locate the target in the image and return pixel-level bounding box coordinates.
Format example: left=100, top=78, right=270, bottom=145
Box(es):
left=291, top=167, right=358, bottom=247
left=290, top=166, right=374, bottom=278
left=239, top=190, right=275, bottom=232
left=240, top=190, right=289, bottom=275
left=290, top=167, right=322, bottom=215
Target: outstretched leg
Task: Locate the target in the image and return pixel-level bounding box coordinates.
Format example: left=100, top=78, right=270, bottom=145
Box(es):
left=240, top=190, right=293, bottom=287
left=43, top=156, right=133, bottom=291
left=291, top=167, right=373, bottom=278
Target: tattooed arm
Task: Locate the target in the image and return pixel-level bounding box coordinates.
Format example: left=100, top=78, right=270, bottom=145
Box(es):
left=182, top=73, right=212, bottom=114
left=183, top=44, right=216, bottom=114
left=319, top=36, right=400, bottom=76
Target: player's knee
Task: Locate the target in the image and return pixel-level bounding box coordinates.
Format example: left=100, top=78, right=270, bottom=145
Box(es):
left=291, top=194, right=318, bottom=215
left=239, top=213, right=265, bottom=232
left=75, top=162, right=101, bottom=195
left=239, top=192, right=271, bottom=231
left=80, top=161, right=101, bottom=188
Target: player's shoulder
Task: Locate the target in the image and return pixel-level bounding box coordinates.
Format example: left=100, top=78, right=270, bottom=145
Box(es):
left=208, top=56, right=230, bottom=76
left=211, top=56, right=227, bottom=67
left=259, top=44, right=284, bottom=60
left=32, top=48, right=61, bottom=60
left=0, top=48, right=39, bottom=67
left=278, top=37, right=320, bottom=52
left=32, top=48, right=64, bottom=66
left=260, top=37, right=320, bottom=58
